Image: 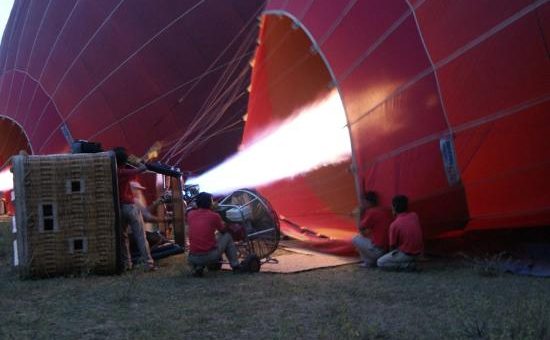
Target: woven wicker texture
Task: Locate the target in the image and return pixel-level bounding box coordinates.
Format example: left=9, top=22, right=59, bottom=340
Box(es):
left=12, top=153, right=118, bottom=278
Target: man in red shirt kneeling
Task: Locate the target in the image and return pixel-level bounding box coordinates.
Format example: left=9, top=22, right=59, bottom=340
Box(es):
left=187, top=192, right=242, bottom=277
left=377, top=195, right=424, bottom=271
left=352, top=191, right=392, bottom=268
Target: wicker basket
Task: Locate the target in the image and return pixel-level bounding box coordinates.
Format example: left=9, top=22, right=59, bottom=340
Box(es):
left=12, top=152, right=120, bottom=278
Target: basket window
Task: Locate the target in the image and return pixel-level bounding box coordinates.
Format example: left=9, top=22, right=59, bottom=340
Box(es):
left=67, top=179, right=85, bottom=193
left=74, top=239, right=83, bottom=250
left=43, top=204, right=53, bottom=217
left=43, top=219, right=54, bottom=231
left=68, top=237, right=88, bottom=254
left=39, top=203, right=58, bottom=232
left=71, top=181, right=81, bottom=192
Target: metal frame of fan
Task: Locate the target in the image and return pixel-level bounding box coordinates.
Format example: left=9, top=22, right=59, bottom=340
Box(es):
left=216, top=188, right=280, bottom=271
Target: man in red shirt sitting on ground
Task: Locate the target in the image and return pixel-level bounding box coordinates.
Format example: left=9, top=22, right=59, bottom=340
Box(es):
left=187, top=192, right=242, bottom=277
left=377, top=195, right=424, bottom=270
left=352, top=191, right=392, bottom=268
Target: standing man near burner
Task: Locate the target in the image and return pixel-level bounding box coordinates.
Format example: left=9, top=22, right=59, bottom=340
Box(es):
left=114, top=147, right=157, bottom=271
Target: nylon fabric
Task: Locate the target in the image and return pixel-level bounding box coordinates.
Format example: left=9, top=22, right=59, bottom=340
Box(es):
left=0, top=0, right=548, bottom=255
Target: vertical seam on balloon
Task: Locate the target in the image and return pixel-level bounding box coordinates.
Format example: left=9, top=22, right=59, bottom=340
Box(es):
left=15, top=0, right=80, bottom=124
left=0, top=116, right=33, bottom=165
left=175, top=4, right=264, bottom=107
left=164, top=7, right=263, bottom=162
left=533, top=3, right=550, bottom=59
left=17, top=0, right=54, bottom=127
left=0, top=0, right=32, bottom=160
left=315, top=0, right=364, bottom=207
left=246, top=3, right=315, bottom=89
left=88, top=51, right=256, bottom=143
left=262, top=10, right=340, bottom=100
left=37, top=0, right=207, bottom=153
left=404, top=0, right=454, bottom=136
left=297, top=0, right=315, bottom=21
left=162, top=11, right=287, bottom=161
left=167, top=55, right=253, bottom=164
left=12, top=0, right=39, bottom=121
left=245, top=13, right=306, bottom=91
left=262, top=9, right=364, bottom=209
left=360, top=94, right=549, bottom=169
left=3, top=0, right=33, bottom=117
left=175, top=117, right=244, bottom=160
left=281, top=0, right=290, bottom=11
left=0, top=1, right=23, bottom=104
left=169, top=63, right=252, bottom=163
left=317, top=0, right=358, bottom=48
left=141, top=53, right=260, bottom=159
left=452, top=121, right=493, bottom=182
left=0, top=0, right=22, bottom=86
left=338, top=10, right=411, bottom=82
left=27, top=0, right=127, bottom=145
left=452, top=94, right=549, bottom=134
left=0, top=114, right=34, bottom=155
left=13, top=69, right=64, bottom=143
left=176, top=69, right=250, bottom=158
left=347, top=68, right=432, bottom=127
left=347, top=0, right=547, bottom=127
left=172, top=91, right=249, bottom=164
left=435, top=0, right=548, bottom=68
left=91, top=3, right=258, bottom=162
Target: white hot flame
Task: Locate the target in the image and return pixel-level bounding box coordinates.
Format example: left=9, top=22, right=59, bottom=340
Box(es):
left=187, top=89, right=351, bottom=195
left=0, top=167, right=13, bottom=192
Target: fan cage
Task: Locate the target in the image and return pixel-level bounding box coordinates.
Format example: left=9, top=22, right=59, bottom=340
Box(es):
left=218, top=189, right=280, bottom=260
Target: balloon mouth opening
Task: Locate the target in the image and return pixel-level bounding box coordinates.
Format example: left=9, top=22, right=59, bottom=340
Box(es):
left=0, top=116, right=32, bottom=170
left=195, top=12, right=358, bottom=253
left=189, top=14, right=354, bottom=196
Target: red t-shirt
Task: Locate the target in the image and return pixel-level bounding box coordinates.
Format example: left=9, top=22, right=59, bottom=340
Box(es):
left=389, top=212, right=424, bottom=255
left=117, top=166, right=138, bottom=204
left=187, top=208, right=226, bottom=253
left=359, top=207, right=391, bottom=250
left=3, top=190, right=14, bottom=215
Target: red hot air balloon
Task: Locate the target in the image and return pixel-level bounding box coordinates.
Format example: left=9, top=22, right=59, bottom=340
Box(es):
left=1, top=0, right=549, bottom=255
left=241, top=0, right=550, bottom=254
left=0, top=0, right=264, bottom=173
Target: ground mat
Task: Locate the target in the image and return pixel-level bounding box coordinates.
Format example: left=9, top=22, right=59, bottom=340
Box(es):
left=260, top=247, right=360, bottom=273
left=222, top=241, right=360, bottom=273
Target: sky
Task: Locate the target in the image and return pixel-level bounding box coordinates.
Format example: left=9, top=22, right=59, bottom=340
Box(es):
left=0, top=0, right=15, bottom=45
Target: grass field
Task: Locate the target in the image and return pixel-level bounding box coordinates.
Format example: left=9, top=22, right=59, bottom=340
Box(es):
left=1, top=220, right=549, bottom=340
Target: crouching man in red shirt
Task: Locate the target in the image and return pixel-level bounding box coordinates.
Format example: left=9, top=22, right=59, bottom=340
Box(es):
left=352, top=191, right=391, bottom=268
left=377, top=195, right=424, bottom=270
left=187, top=192, right=242, bottom=277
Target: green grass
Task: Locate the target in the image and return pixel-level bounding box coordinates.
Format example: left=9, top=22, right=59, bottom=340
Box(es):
left=1, top=220, right=549, bottom=339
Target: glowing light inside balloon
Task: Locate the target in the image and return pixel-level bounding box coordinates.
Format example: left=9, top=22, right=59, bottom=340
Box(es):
left=0, top=168, right=13, bottom=191
left=188, top=89, right=351, bottom=194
